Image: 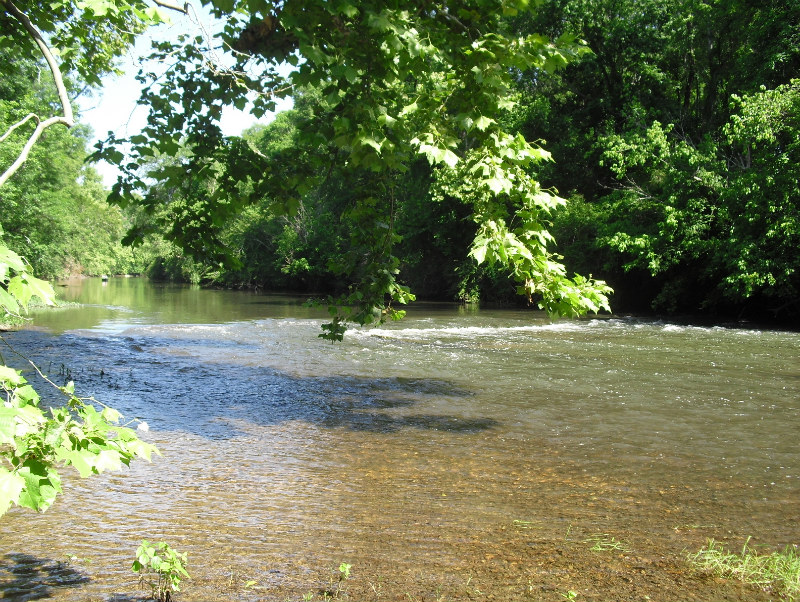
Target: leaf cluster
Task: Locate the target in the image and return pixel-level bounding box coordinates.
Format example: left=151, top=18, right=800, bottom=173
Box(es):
left=133, top=540, right=190, bottom=601
left=0, top=365, right=159, bottom=516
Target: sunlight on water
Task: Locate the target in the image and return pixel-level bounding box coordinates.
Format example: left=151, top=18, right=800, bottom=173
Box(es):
left=2, top=278, right=798, bottom=600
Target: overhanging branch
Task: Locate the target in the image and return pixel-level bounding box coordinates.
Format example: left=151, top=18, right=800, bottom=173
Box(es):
left=151, top=0, right=189, bottom=14
left=0, top=0, right=74, bottom=187
left=0, top=115, right=72, bottom=188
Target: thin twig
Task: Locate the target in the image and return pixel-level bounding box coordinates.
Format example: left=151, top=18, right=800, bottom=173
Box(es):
left=0, top=113, right=38, bottom=144
left=151, top=0, right=188, bottom=14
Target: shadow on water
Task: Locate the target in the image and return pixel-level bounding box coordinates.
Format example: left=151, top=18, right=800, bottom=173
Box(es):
left=1, top=330, right=498, bottom=440
left=0, top=554, right=90, bottom=601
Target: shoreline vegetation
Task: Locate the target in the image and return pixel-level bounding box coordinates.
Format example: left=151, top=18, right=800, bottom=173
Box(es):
left=689, top=539, right=800, bottom=602
left=42, top=274, right=800, bottom=333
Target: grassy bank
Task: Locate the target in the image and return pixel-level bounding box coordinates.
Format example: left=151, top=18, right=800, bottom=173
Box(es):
left=689, top=538, right=800, bottom=601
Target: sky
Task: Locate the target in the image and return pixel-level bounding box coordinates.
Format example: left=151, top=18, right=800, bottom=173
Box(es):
left=78, top=6, right=292, bottom=187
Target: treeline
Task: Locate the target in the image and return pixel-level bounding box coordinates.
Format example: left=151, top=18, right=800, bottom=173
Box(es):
left=519, top=0, right=800, bottom=320
left=4, top=1, right=799, bottom=323
left=127, top=90, right=523, bottom=302
left=135, top=0, right=800, bottom=322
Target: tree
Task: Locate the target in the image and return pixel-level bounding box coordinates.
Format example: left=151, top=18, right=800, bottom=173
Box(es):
left=510, top=0, right=800, bottom=319
left=89, top=0, right=612, bottom=339
left=0, top=52, right=137, bottom=278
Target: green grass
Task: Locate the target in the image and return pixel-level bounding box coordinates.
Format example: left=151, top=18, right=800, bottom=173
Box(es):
left=689, top=538, right=800, bottom=600
left=584, top=533, right=630, bottom=553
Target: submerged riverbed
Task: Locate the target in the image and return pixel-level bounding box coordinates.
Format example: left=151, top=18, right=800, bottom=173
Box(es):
left=1, top=278, right=798, bottom=601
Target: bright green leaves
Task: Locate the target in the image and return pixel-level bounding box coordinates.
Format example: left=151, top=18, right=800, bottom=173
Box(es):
left=717, top=80, right=800, bottom=302
left=2, top=0, right=165, bottom=521
left=594, top=80, right=800, bottom=313
left=0, top=239, right=55, bottom=317
left=0, top=366, right=24, bottom=388
left=74, top=0, right=121, bottom=17
left=0, top=469, right=25, bottom=515
left=15, top=458, right=62, bottom=512
left=0, top=367, right=159, bottom=517
left=412, top=133, right=460, bottom=168
left=423, top=112, right=612, bottom=318
left=468, top=216, right=611, bottom=317
left=133, top=540, right=190, bottom=600
left=474, top=115, right=495, bottom=132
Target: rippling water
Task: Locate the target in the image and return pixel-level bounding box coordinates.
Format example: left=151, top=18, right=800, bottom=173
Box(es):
left=1, top=278, right=798, bottom=600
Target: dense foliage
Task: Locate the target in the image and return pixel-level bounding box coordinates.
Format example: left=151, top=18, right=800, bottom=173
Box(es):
left=0, top=51, right=158, bottom=279
left=91, top=0, right=613, bottom=338
left=511, top=0, right=800, bottom=321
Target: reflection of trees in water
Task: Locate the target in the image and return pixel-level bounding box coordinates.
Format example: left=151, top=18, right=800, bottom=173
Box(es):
left=0, top=553, right=91, bottom=600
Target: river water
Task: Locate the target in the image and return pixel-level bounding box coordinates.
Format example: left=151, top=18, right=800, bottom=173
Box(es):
left=0, top=278, right=798, bottom=601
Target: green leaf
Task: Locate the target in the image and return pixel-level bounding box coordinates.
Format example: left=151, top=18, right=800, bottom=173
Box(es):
left=0, top=246, right=26, bottom=272
left=0, top=468, right=25, bottom=516
left=0, top=289, right=20, bottom=314
left=340, top=3, right=358, bottom=18
left=399, top=101, right=418, bottom=116
left=0, top=408, right=20, bottom=445
left=474, top=115, right=494, bottom=131
left=343, top=66, right=359, bottom=83
left=16, top=459, right=62, bottom=512
left=24, top=275, right=56, bottom=305
left=0, top=366, right=24, bottom=387
left=442, top=149, right=459, bottom=167
left=6, top=275, right=31, bottom=307
left=101, top=407, right=121, bottom=423
left=358, top=136, right=383, bottom=153
left=93, top=449, right=123, bottom=473
left=55, top=447, right=96, bottom=478
left=470, top=240, right=489, bottom=264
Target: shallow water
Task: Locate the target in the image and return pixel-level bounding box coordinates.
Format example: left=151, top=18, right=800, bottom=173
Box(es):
left=1, top=278, right=798, bottom=600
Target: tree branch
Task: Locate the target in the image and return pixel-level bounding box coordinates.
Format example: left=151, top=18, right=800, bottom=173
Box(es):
left=0, top=115, right=72, bottom=187
left=0, top=0, right=74, bottom=187
left=0, top=113, right=37, bottom=144
left=151, top=0, right=189, bottom=14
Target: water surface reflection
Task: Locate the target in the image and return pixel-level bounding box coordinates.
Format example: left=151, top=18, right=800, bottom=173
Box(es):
left=0, top=279, right=797, bottom=601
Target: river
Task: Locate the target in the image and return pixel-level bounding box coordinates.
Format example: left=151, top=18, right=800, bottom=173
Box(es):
left=0, top=277, right=797, bottom=601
